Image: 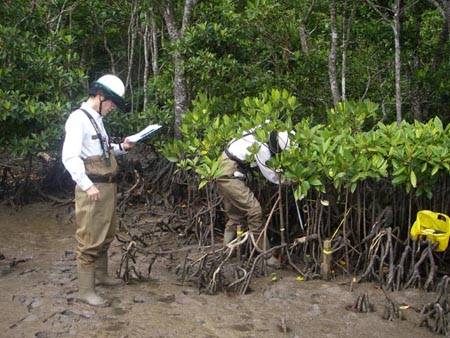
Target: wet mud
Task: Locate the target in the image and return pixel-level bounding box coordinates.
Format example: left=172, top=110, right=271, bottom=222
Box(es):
left=0, top=202, right=442, bottom=338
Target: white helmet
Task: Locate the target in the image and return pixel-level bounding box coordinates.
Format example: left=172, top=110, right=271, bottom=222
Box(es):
left=277, top=131, right=291, bottom=150
left=269, top=130, right=291, bottom=153
left=90, top=74, right=125, bottom=110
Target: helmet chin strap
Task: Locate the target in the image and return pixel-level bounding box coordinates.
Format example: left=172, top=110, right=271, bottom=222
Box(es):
left=98, top=97, right=108, bottom=115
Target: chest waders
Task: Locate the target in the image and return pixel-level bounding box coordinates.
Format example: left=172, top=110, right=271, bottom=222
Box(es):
left=218, top=131, right=282, bottom=268
left=75, top=109, right=121, bottom=306
left=220, top=129, right=283, bottom=234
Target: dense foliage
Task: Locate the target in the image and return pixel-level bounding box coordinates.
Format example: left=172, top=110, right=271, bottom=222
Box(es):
left=0, top=2, right=86, bottom=155
left=1, top=1, right=449, bottom=155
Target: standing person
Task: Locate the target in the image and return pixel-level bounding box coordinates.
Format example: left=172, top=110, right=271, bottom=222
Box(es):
left=62, top=74, right=135, bottom=306
left=217, top=128, right=291, bottom=268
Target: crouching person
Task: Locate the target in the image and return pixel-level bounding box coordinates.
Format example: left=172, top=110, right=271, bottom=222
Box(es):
left=217, top=128, right=292, bottom=268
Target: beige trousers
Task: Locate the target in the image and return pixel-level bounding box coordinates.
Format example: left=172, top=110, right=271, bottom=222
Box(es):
left=216, top=152, right=264, bottom=236
left=75, top=153, right=118, bottom=268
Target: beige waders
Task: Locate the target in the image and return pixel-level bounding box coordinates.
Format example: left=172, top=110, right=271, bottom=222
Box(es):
left=75, top=152, right=121, bottom=306
left=217, top=152, right=279, bottom=268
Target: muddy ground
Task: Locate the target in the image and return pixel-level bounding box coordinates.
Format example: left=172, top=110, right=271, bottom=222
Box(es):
left=0, top=202, right=444, bottom=338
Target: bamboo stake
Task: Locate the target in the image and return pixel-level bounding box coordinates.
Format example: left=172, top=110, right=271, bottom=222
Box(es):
left=322, top=239, right=332, bottom=280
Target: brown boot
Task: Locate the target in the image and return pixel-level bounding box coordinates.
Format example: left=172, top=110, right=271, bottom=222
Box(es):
left=223, top=229, right=236, bottom=245
left=266, top=255, right=281, bottom=269
left=252, top=232, right=271, bottom=256
left=95, top=252, right=122, bottom=286
left=252, top=232, right=279, bottom=267
left=77, top=264, right=108, bottom=306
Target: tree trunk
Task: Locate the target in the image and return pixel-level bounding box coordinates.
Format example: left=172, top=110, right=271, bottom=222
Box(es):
left=150, top=8, right=159, bottom=77
left=143, top=11, right=150, bottom=111
left=406, top=17, right=423, bottom=121
left=173, top=54, right=188, bottom=140
left=142, top=8, right=160, bottom=111
left=298, top=1, right=315, bottom=54
left=393, top=0, right=402, bottom=126
left=126, top=0, right=139, bottom=112
left=299, top=24, right=309, bottom=53
left=328, top=0, right=341, bottom=109
left=341, top=4, right=355, bottom=101
left=367, top=0, right=420, bottom=125
left=431, top=0, right=450, bottom=70
left=162, top=0, right=199, bottom=139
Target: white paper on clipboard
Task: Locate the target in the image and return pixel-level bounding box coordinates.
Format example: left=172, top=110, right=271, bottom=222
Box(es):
left=127, top=124, right=162, bottom=143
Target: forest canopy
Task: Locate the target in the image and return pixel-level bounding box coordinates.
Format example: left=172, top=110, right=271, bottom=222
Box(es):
left=0, top=0, right=449, bottom=158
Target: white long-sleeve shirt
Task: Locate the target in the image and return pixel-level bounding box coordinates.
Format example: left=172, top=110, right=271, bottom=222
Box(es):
left=227, top=132, right=282, bottom=185
left=62, top=102, right=126, bottom=191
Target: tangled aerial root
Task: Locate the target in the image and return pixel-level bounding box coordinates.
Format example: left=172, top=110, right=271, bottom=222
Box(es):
left=381, top=287, right=406, bottom=321
left=420, top=275, right=450, bottom=335
left=346, top=292, right=374, bottom=313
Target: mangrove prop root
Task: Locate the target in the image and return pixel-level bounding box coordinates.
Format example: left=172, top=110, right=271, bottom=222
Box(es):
left=404, top=240, right=438, bottom=290
left=113, top=156, right=450, bottom=297
left=117, top=240, right=142, bottom=283
left=382, top=287, right=405, bottom=321
left=347, top=293, right=373, bottom=313
left=420, top=275, right=450, bottom=335
left=358, top=228, right=439, bottom=293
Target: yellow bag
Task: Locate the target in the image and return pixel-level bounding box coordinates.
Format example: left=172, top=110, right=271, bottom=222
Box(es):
left=410, top=210, right=450, bottom=251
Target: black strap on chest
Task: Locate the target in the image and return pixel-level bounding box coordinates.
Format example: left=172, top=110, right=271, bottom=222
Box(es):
left=80, top=108, right=111, bottom=167
left=224, top=131, right=253, bottom=173
left=224, top=148, right=251, bottom=173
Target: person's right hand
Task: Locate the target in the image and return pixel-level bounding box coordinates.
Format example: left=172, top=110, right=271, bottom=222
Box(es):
left=86, top=185, right=100, bottom=201
left=122, top=137, right=136, bottom=151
